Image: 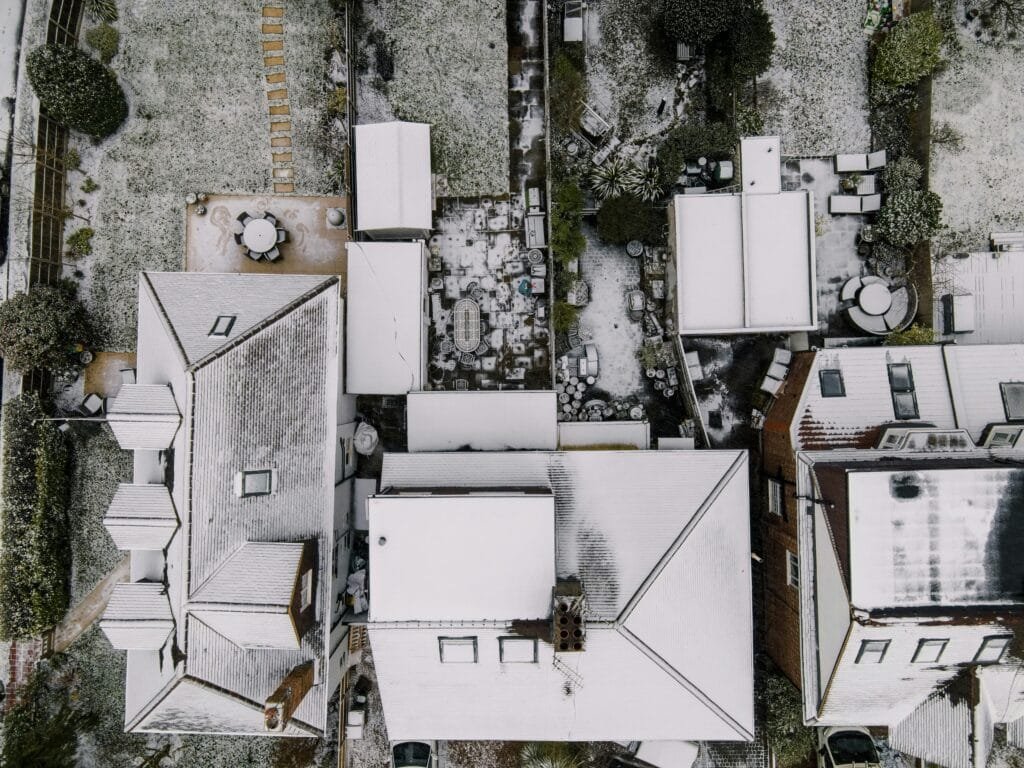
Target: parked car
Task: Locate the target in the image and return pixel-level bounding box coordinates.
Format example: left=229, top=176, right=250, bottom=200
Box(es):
left=391, top=741, right=437, bottom=768
left=817, top=726, right=881, bottom=768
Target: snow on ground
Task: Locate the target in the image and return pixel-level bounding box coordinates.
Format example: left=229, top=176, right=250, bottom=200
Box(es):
left=71, top=0, right=332, bottom=349
left=761, top=0, right=871, bottom=155
left=584, top=0, right=681, bottom=142
left=577, top=223, right=644, bottom=399
left=355, top=0, right=509, bottom=197
left=930, top=26, right=1024, bottom=251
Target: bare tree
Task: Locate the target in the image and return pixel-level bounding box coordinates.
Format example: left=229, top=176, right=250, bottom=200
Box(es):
left=966, top=0, right=1024, bottom=40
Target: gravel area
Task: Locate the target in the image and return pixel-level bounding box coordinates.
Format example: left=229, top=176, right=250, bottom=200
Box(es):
left=761, top=0, right=871, bottom=155
left=930, top=23, right=1024, bottom=250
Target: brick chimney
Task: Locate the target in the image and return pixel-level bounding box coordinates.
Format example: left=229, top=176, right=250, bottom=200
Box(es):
left=264, top=660, right=315, bottom=732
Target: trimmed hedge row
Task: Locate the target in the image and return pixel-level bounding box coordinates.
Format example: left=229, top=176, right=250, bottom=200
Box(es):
left=0, top=394, right=72, bottom=639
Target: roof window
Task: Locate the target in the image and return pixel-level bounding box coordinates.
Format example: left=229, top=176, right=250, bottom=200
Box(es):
left=438, top=636, right=478, bottom=663
left=888, top=363, right=919, bottom=420
left=236, top=469, right=273, bottom=498
left=499, top=636, right=538, bottom=663
left=912, top=639, right=948, bottom=664
left=209, top=315, right=237, bottom=337
left=855, top=639, right=889, bottom=663
left=1000, top=382, right=1024, bottom=421
left=974, top=635, right=1012, bottom=664
left=819, top=369, right=846, bottom=397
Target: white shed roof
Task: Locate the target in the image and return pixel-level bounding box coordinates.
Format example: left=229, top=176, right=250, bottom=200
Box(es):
left=369, top=494, right=556, bottom=621
left=406, top=391, right=557, bottom=451
left=673, top=191, right=816, bottom=334
left=346, top=242, right=426, bottom=394
left=355, top=121, right=432, bottom=234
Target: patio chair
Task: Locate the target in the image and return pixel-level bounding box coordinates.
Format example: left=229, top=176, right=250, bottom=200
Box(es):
left=264, top=246, right=281, bottom=262
left=233, top=232, right=243, bottom=245
left=246, top=248, right=262, bottom=262
left=236, top=211, right=252, bottom=226
left=760, top=375, right=783, bottom=397
left=829, top=195, right=863, bottom=214
left=772, top=348, right=793, bottom=367
left=866, top=149, right=887, bottom=170
left=119, top=368, right=137, bottom=386
left=263, top=211, right=277, bottom=226
left=80, top=393, right=105, bottom=416
left=861, top=193, right=882, bottom=213
left=835, top=153, right=869, bottom=173
left=276, top=228, right=288, bottom=244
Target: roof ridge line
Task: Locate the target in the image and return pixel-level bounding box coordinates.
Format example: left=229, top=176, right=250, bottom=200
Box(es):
left=185, top=276, right=339, bottom=374
left=616, top=451, right=747, bottom=622
left=616, top=623, right=753, bottom=740
left=188, top=540, right=252, bottom=601
left=141, top=272, right=190, bottom=369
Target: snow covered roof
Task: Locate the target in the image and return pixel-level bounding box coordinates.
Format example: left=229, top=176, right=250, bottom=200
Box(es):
left=345, top=241, right=426, bottom=394
left=931, top=252, right=1024, bottom=345
left=101, top=583, right=174, bottom=651
left=774, top=344, right=1024, bottom=451
left=406, top=391, right=557, bottom=451
left=110, top=272, right=342, bottom=736
left=103, top=484, right=179, bottom=551
left=740, top=136, right=782, bottom=194
left=672, top=187, right=816, bottom=334
left=845, top=464, right=1024, bottom=610
left=890, top=672, right=977, bottom=768
left=369, top=493, right=556, bottom=621
left=371, top=449, right=754, bottom=741
left=354, top=121, right=433, bottom=236
left=106, top=384, right=181, bottom=450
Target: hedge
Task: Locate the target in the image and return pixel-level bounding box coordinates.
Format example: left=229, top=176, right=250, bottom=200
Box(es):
left=26, top=43, right=127, bottom=138
left=0, top=394, right=73, bottom=639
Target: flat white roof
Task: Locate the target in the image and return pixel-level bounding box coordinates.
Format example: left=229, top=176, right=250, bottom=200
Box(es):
left=346, top=242, right=425, bottom=394
left=673, top=190, right=816, bottom=334
left=354, top=122, right=432, bottom=234
left=368, top=494, right=556, bottom=621
left=407, top=391, right=557, bottom=452
left=557, top=420, right=650, bottom=450
left=932, top=252, right=1024, bottom=344
left=740, top=136, right=782, bottom=194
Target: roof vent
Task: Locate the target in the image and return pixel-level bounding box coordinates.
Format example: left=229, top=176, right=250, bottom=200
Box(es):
left=552, top=579, right=586, bottom=653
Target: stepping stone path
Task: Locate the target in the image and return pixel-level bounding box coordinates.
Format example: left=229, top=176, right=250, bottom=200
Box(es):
left=262, top=3, right=295, bottom=193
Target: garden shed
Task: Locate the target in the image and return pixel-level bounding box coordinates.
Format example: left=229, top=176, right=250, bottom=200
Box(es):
left=354, top=121, right=433, bottom=239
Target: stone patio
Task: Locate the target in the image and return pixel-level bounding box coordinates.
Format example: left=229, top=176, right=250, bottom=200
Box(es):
left=184, top=194, right=350, bottom=282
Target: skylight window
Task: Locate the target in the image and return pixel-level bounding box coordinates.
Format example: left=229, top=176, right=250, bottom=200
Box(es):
left=209, top=315, right=237, bottom=337
left=912, top=639, right=948, bottom=664
left=499, top=636, right=538, bottom=663
left=888, top=363, right=919, bottom=420
left=819, top=369, right=846, bottom=397
left=855, top=639, right=889, bottom=664
left=439, top=636, right=478, bottom=663
left=1000, top=383, right=1024, bottom=422
left=236, top=469, right=273, bottom=497
left=974, top=636, right=1012, bottom=664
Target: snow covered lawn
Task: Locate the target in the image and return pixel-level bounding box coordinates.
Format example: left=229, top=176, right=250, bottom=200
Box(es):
left=70, top=0, right=334, bottom=349
left=354, top=0, right=510, bottom=197
left=930, top=29, right=1024, bottom=250
left=761, top=0, right=871, bottom=155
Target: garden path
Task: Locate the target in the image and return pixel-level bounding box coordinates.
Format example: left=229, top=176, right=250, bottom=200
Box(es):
left=262, top=3, right=296, bottom=193
left=47, top=553, right=129, bottom=655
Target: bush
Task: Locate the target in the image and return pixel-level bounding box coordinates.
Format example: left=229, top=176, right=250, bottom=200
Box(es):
left=84, top=0, right=117, bottom=22
left=81, top=176, right=99, bottom=193
left=886, top=323, right=934, bottom=345
left=661, top=0, right=742, bottom=44
left=872, top=12, right=944, bottom=87
left=550, top=51, right=586, bottom=134
left=552, top=301, right=579, bottom=334
left=760, top=669, right=816, bottom=768
left=551, top=180, right=586, bottom=268
left=0, top=279, right=94, bottom=373
left=882, top=156, right=923, bottom=195
left=596, top=194, right=664, bottom=245
left=0, top=395, right=72, bottom=640
left=656, top=120, right=737, bottom=189
left=876, top=190, right=943, bottom=247
left=66, top=227, right=95, bottom=256
left=27, top=44, right=127, bottom=138
left=85, top=22, right=119, bottom=64
left=63, top=147, right=80, bottom=170
left=327, top=85, right=347, bottom=118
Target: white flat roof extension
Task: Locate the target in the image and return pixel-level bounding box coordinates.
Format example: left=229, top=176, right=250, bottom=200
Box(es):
left=368, top=493, right=556, bottom=622
left=354, top=122, right=432, bottom=235
left=407, top=391, right=557, bottom=452
left=346, top=241, right=425, bottom=395
left=740, top=136, right=782, bottom=194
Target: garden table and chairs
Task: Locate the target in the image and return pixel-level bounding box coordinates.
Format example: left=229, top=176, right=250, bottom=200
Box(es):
left=234, top=211, right=288, bottom=262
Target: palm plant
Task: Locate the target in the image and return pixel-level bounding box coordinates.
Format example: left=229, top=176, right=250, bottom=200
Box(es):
left=625, top=163, right=661, bottom=202
left=588, top=157, right=640, bottom=201
left=521, top=742, right=587, bottom=768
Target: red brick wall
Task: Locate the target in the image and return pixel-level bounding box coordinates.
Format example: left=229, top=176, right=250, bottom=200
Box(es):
left=762, top=353, right=813, bottom=690
left=4, top=638, right=43, bottom=713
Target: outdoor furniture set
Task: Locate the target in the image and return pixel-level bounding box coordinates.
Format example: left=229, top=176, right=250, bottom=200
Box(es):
left=829, top=150, right=886, bottom=215
left=234, top=211, right=288, bottom=261
left=841, top=274, right=918, bottom=335
left=759, top=348, right=793, bottom=398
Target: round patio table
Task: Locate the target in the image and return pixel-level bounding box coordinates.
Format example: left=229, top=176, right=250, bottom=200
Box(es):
left=243, top=218, right=277, bottom=253
left=859, top=282, right=892, bottom=316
